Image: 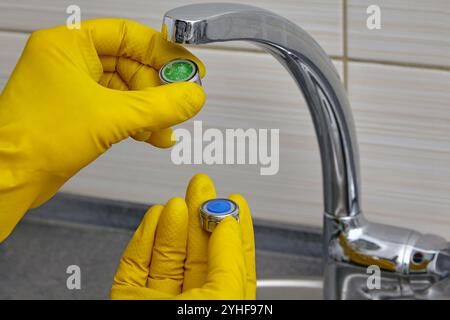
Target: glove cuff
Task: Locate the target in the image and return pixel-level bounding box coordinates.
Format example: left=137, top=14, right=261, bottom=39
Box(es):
left=0, top=161, right=65, bottom=242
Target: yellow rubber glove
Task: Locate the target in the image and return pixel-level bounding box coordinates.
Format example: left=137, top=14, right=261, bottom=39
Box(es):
left=0, top=19, right=206, bottom=242
left=110, top=173, right=256, bottom=299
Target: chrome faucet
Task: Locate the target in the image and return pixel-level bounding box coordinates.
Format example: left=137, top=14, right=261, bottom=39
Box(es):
left=161, top=3, right=450, bottom=299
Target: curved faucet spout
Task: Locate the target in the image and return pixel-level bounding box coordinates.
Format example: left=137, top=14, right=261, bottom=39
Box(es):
left=162, top=3, right=361, bottom=217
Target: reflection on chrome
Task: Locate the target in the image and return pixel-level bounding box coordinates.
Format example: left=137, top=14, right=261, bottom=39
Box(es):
left=162, top=3, right=450, bottom=299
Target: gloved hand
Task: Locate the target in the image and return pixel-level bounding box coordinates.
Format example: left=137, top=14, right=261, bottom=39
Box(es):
left=110, top=173, right=256, bottom=299
left=0, top=19, right=206, bottom=242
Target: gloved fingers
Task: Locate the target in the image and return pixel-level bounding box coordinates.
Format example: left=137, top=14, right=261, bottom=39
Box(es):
left=130, top=127, right=178, bottom=149
left=117, top=57, right=159, bottom=88
left=145, top=127, right=177, bottom=148
left=87, top=20, right=206, bottom=143
left=116, top=57, right=177, bottom=147
left=131, top=130, right=152, bottom=142
left=177, top=217, right=246, bottom=300
left=98, top=57, right=159, bottom=91
left=83, top=19, right=156, bottom=64
left=148, top=197, right=188, bottom=295
left=110, top=284, right=173, bottom=300
left=228, top=194, right=257, bottom=299
left=132, top=127, right=176, bottom=148
left=99, top=72, right=128, bottom=90
left=114, top=81, right=205, bottom=135
left=99, top=55, right=118, bottom=73
left=205, top=217, right=247, bottom=298
left=82, top=18, right=205, bottom=77
left=113, top=204, right=163, bottom=288
left=183, top=173, right=217, bottom=291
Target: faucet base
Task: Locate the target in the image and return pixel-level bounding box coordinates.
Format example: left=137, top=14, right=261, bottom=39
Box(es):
left=324, top=214, right=450, bottom=299
left=324, top=262, right=441, bottom=300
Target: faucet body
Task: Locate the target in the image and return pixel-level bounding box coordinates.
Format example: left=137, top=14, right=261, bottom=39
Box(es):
left=162, top=3, right=450, bottom=299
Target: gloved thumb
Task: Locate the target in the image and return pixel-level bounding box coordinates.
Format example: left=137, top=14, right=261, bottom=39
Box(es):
left=178, top=217, right=247, bottom=299
left=108, top=82, right=205, bottom=140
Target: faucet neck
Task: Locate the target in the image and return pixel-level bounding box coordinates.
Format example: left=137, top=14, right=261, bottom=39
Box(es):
left=163, top=3, right=361, bottom=217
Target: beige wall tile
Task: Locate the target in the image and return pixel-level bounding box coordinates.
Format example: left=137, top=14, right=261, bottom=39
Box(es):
left=347, top=0, right=450, bottom=67
left=0, top=0, right=343, bottom=56
left=0, top=30, right=344, bottom=227
left=0, top=32, right=28, bottom=89
left=349, top=62, right=450, bottom=238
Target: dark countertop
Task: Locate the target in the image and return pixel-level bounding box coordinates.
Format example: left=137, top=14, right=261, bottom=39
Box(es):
left=0, top=193, right=323, bottom=299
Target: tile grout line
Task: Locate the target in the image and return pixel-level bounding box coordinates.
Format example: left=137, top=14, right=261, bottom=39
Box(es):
left=342, top=0, right=349, bottom=91
left=346, top=57, right=450, bottom=73
left=2, top=19, right=450, bottom=74
left=0, top=27, right=32, bottom=36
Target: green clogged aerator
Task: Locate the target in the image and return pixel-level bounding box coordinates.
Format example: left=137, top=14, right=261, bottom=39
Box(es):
left=159, top=59, right=201, bottom=85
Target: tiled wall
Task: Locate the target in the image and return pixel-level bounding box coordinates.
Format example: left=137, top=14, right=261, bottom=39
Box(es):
left=0, top=1, right=449, bottom=238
